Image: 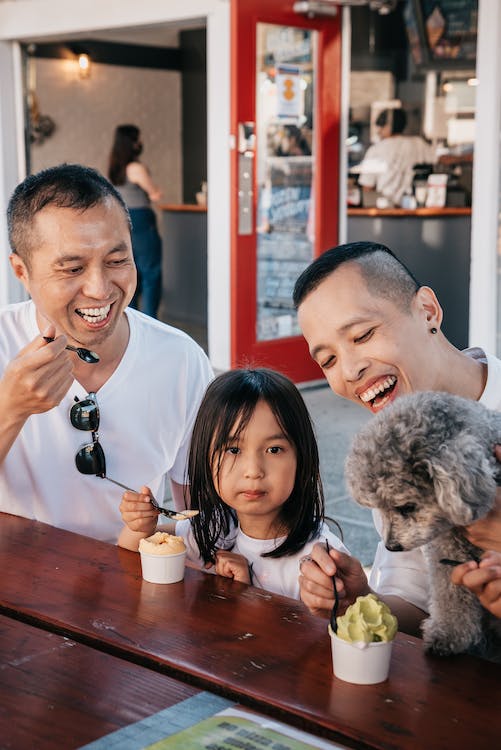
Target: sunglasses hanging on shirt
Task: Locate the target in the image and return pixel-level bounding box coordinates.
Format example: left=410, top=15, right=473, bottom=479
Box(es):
left=70, top=393, right=198, bottom=520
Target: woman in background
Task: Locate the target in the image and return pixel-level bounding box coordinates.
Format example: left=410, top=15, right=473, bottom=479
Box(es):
left=108, top=124, right=163, bottom=318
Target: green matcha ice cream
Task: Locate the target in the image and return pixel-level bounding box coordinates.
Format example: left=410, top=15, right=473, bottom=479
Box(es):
left=335, top=593, right=398, bottom=644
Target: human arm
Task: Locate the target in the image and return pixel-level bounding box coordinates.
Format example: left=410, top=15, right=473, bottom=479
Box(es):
left=118, top=485, right=176, bottom=551
left=450, top=550, right=501, bottom=618
left=126, top=162, right=163, bottom=202
left=299, top=544, right=426, bottom=637
left=0, top=326, right=74, bottom=466
left=214, top=550, right=251, bottom=584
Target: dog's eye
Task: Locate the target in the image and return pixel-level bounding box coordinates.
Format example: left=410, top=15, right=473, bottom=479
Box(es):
left=396, top=502, right=417, bottom=518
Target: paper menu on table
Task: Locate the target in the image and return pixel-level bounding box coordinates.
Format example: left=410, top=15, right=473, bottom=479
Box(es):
left=145, top=707, right=347, bottom=750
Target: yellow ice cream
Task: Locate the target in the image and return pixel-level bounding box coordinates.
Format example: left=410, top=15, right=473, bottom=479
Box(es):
left=335, top=594, right=398, bottom=643
left=139, top=531, right=186, bottom=556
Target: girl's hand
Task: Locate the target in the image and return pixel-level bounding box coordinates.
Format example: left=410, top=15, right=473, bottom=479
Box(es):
left=299, top=544, right=370, bottom=617
left=214, top=550, right=251, bottom=585
left=119, top=485, right=158, bottom=536
left=451, top=550, right=501, bottom=618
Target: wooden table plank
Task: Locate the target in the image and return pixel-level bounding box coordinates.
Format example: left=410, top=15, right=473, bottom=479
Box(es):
left=1, top=513, right=500, bottom=750
left=0, top=613, right=198, bottom=750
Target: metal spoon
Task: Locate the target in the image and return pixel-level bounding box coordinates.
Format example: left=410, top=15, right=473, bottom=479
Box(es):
left=101, top=475, right=199, bottom=521
left=43, top=336, right=100, bottom=364
left=325, top=539, right=339, bottom=633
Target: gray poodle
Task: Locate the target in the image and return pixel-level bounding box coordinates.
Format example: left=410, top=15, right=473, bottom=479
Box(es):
left=345, top=391, right=501, bottom=661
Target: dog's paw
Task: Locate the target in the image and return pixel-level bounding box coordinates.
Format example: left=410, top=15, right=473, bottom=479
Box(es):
left=422, top=620, right=473, bottom=657
left=424, top=635, right=463, bottom=657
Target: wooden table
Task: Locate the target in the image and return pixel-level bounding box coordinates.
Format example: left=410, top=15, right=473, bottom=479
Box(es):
left=0, top=613, right=198, bottom=750
left=1, top=513, right=501, bottom=749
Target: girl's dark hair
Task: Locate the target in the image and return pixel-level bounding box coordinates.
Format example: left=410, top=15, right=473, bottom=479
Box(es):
left=188, top=368, right=328, bottom=564
left=108, top=124, right=140, bottom=185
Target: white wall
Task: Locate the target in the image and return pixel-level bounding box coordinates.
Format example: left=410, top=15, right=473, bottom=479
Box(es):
left=0, top=41, right=26, bottom=304
left=30, top=58, right=182, bottom=204
left=469, top=0, right=501, bottom=353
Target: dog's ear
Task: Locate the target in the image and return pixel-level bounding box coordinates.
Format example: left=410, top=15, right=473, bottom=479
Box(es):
left=428, top=433, right=497, bottom=525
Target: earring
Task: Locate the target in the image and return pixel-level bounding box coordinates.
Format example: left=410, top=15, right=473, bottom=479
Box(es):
left=430, top=327, right=437, bottom=334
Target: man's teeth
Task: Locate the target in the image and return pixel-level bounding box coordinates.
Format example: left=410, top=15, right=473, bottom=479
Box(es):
left=77, top=304, right=111, bottom=323
left=360, top=376, right=397, bottom=403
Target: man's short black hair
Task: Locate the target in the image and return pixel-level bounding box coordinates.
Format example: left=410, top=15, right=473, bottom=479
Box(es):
left=293, top=241, right=421, bottom=312
left=375, top=108, right=407, bottom=135
left=7, top=163, right=131, bottom=265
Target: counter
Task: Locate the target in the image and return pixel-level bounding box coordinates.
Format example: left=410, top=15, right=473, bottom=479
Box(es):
left=348, top=207, right=472, bottom=349
left=158, top=203, right=207, bottom=330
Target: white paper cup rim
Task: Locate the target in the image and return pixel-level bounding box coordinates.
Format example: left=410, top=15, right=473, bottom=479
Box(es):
left=139, top=549, right=186, bottom=560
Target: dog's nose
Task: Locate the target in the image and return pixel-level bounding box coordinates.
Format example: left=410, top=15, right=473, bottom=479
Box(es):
left=385, top=542, right=404, bottom=552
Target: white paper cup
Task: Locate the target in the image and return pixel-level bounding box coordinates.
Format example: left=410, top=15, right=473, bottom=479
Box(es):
left=139, top=549, right=186, bottom=584
left=329, top=626, right=393, bottom=685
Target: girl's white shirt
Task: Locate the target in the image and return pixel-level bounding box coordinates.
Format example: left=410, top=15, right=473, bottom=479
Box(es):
left=175, top=519, right=348, bottom=600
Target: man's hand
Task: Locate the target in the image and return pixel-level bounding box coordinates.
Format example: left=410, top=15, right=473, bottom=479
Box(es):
left=1, top=326, right=74, bottom=421
left=299, top=544, right=370, bottom=617
left=214, top=550, right=251, bottom=584
left=451, top=550, right=501, bottom=618
left=464, top=446, right=501, bottom=553
left=0, top=326, right=75, bottom=466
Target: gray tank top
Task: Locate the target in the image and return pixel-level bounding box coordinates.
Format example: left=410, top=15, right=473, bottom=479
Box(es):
left=117, top=178, right=150, bottom=209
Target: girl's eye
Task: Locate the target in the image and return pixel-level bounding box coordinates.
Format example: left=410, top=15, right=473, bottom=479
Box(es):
left=267, top=446, right=284, bottom=454
left=354, top=328, right=374, bottom=344
left=226, top=446, right=240, bottom=455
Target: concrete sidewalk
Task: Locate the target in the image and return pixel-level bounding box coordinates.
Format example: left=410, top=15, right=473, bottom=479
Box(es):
left=300, top=382, right=378, bottom=566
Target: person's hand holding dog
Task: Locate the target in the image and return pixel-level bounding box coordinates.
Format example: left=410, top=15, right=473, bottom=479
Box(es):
left=451, top=550, right=501, bottom=618
left=464, top=446, right=501, bottom=553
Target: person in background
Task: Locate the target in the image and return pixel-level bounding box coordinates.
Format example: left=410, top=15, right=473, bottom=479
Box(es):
left=356, top=108, right=434, bottom=207
left=274, top=125, right=311, bottom=157
left=292, top=241, right=501, bottom=635
left=108, top=124, right=163, bottom=319
left=0, top=164, right=213, bottom=543
left=119, top=368, right=348, bottom=600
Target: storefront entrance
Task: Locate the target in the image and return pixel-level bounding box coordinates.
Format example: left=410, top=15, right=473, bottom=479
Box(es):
left=230, top=0, right=341, bottom=381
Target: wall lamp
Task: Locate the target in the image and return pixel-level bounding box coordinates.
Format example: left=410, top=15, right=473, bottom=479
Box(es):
left=69, top=46, right=91, bottom=79
left=77, top=52, right=91, bottom=79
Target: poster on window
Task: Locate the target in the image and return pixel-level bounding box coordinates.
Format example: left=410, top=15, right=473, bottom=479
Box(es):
left=276, top=64, right=302, bottom=119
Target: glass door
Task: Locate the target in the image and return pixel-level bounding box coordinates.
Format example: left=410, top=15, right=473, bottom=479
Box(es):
left=231, top=0, right=341, bottom=382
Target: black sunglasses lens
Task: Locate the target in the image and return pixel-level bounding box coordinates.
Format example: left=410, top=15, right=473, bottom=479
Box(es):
left=75, top=441, right=106, bottom=477
left=70, top=399, right=99, bottom=431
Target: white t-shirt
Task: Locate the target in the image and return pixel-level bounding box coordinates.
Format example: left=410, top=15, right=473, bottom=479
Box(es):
left=369, top=349, right=501, bottom=612
left=176, top=519, right=349, bottom=600
left=357, top=135, right=434, bottom=205
left=0, top=301, right=213, bottom=543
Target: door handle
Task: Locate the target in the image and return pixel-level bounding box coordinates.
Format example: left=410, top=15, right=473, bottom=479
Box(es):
left=237, top=122, right=255, bottom=235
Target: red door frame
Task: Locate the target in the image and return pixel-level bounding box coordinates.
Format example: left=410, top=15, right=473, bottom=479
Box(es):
left=230, top=0, right=341, bottom=382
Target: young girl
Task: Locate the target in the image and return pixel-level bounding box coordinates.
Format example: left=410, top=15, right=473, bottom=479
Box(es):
left=119, top=368, right=348, bottom=599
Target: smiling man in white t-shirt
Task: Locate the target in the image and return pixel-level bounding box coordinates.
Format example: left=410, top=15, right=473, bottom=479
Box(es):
left=0, top=164, right=212, bottom=542
left=293, top=241, right=501, bottom=635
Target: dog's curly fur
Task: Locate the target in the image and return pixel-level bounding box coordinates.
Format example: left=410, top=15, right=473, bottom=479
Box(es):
left=345, top=391, right=501, bottom=661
